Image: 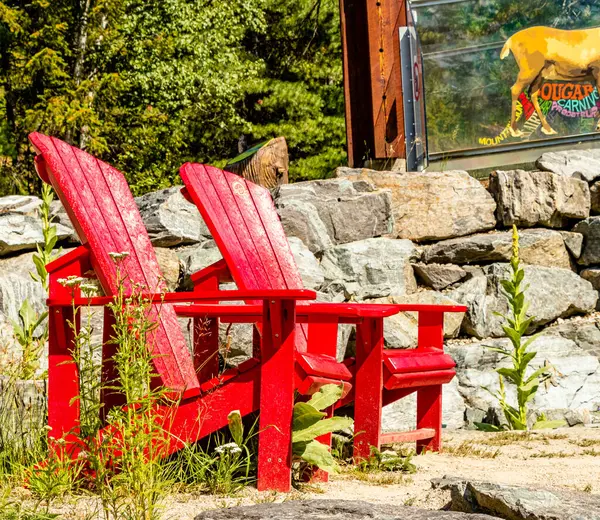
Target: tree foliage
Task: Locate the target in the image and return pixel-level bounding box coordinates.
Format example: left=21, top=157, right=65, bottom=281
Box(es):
left=0, top=0, right=345, bottom=196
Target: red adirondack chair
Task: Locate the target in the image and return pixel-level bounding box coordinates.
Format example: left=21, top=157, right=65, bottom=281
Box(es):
left=28, top=133, right=352, bottom=492
left=179, top=163, right=466, bottom=463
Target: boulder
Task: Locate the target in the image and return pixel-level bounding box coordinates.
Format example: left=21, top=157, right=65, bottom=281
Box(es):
left=320, top=238, right=419, bottom=300
left=288, top=237, right=324, bottom=290
left=0, top=195, right=42, bottom=216
left=448, top=264, right=597, bottom=338
left=591, top=181, right=600, bottom=214
left=573, top=217, right=600, bottom=265
left=436, top=477, right=600, bottom=520
left=559, top=231, right=583, bottom=258
left=581, top=268, right=600, bottom=290
left=337, top=168, right=496, bottom=242
left=0, top=273, right=46, bottom=324
left=176, top=241, right=224, bottom=290
left=273, top=178, right=393, bottom=253
left=368, top=292, right=464, bottom=348
left=537, top=149, right=600, bottom=182
left=382, top=377, right=465, bottom=432
left=0, top=214, right=72, bottom=257
left=489, top=169, right=590, bottom=228
left=50, top=200, right=78, bottom=243
left=423, top=229, right=572, bottom=270
left=545, top=316, right=600, bottom=358
left=447, top=335, right=600, bottom=423
left=154, top=247, right=182, bottom=292
left=413, top=263, right=467, bottom=290
left=135, top=186, right=211, bottom=247
left=194, top=500, right=496, bottom=520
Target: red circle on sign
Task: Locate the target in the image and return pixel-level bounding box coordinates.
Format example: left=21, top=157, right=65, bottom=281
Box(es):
left=414, top=61, right=420, bottom=102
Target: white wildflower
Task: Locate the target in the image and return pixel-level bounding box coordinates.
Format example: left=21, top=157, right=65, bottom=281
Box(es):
left=58, top=276, right=87, bottom=288
left=108, top=251, right=130, bottom=262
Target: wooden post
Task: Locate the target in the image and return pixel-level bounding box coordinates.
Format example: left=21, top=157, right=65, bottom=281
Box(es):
left=353, top=317, right=384, bottom=462
left=416, top=311, right=444, bottom=453
left=257, top=299, right=296, bottom=492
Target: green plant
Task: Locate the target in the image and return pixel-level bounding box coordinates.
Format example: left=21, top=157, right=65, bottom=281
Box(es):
left=291, top=384, right=352, bottom=475
left=167, top=411, right=257, bottom=495
left=9, top=301, right=48, bottom=380
left=31, top=184, right=62, bottom=292
left=356, top=446, right=416, bottom=474
left=476, top=226, right=562, bottom=432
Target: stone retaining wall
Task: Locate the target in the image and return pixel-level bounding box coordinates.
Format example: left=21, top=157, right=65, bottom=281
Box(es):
left=1, top=148, right=600, bottom=430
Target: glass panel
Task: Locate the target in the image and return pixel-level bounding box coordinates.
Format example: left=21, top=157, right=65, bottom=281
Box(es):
left=412, top=0, right=600, bottom=154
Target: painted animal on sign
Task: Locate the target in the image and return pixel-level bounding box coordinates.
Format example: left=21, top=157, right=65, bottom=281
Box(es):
left=501, top=26, right=600, bottom=137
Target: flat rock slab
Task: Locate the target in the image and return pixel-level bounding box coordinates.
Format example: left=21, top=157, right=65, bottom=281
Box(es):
left=337, top=168, right=496, bottom=242
left=0, top=213, right=72, bottom=257
left=537, top=149, right=600, bottom=183
left=274, top=178, right=393, bottom=253
left=435, top=476, right=600, bottom=520
left=422, top=229, right=572, bottom=270
left=489, top=169, right=590, bottom=228
left=194, top=500, right=496, bottom=520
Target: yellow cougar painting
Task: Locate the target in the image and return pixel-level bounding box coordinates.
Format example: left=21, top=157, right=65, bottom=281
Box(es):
left=501, top=26, right=600, bottom=137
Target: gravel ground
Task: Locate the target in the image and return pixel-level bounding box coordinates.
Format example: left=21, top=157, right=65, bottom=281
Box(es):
left=19, top=426, right=600, bottom=519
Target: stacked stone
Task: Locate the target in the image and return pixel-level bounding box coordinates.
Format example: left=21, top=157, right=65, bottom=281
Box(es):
left=2, top=152, right=600, bottom=431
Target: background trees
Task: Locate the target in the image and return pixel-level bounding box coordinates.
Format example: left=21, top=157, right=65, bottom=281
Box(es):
left=0, top=0, right=345, bottom=195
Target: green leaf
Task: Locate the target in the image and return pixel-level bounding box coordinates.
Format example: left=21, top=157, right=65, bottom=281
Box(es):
left=524, top=366, right=549, bottom=385
left=473, top=422, right=502, bottom=432
left=19, top=299, right=37, bottom=329
left=532, top=419, right=567, bottom=430
left=292, top=402, right=326, bottom=432
left=227, top=410, right=244, bottom=447
left=306, top=384, right=344, bottom=411
left=292, top=416, right=353, bottom=443
left=293, top=440, right=338, bottom=474
left=496, top=367, right=519, bottom=385
left=227, top=140, right=269, bottom=164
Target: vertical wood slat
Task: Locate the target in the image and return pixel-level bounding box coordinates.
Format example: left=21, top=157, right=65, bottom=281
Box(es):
left=29, top=133, right=200, bottom=396
left=353, top=318, right=384, bottom=462
left=48, top=250, right=88, bottom=448
left=416, top=311, right=445, bottom=452
left=257, top=299, right=297, bottom=492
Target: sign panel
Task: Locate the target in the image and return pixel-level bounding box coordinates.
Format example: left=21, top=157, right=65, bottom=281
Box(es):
left=400, top=9, right=428, bottom=171
left=412, top=0, right=600, bottom=157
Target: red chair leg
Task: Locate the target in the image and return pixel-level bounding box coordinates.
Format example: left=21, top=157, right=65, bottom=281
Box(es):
left=257, top=300, right=296, bottom=492
left=47, top=306, right=80, bottom=452
left=416, top=384, right=442, bottom=453
left=353, top=318, right=384, bottom=462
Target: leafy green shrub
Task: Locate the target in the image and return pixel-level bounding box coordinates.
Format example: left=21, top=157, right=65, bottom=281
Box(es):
left=292, top=384, right=352, bottom=475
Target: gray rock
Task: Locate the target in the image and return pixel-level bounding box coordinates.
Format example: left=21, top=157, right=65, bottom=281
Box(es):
left=154, top=247, right=182, bottom=292
left=288, top=237, right=325, bottom=290
left=194, top=500, right=496, bottom=520
left=545, top=316, right=600, bottom=358
left=382, top=377, right=466, bottom=432
left=436, top=477, right=600, bottom=520
left=489, top=169, right=590, bottom=228
left=423, top=229, right=572, bottom=270
left=369, top=293, right=465, bottom=348
left=0, top=196, right=42, bottom=216
left=176, top=241, right=224, bottom=290
left=337, top=168, right=496, bottom=242
left=274, top=178, right=393, bottom=253
left=448, top=264, right=597, bottom=338
left=135, top=186, right=211, bottom=247
left=573, top=217, right=600, bottom=265
left=49, top=200, right=78, bottom=243
left=413, top=263, right=467, bottom=290
left=537, top=149, right=600, bottom=182
left=448, top=335, right=600, bottom=424
left=591, top=181, right=600, bottom=215
left=581, top=268, right=600, bottom=290
left=320, top=238, right=419, bottom=300
left=559, top=231, right=584, bottom=258
left=0, top=214, right=72, bottom=257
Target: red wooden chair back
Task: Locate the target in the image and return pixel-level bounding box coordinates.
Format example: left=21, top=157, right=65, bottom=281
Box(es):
left=179, top=163, right=309, bottom=350
left=29, top=133, right=199, bottom=396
